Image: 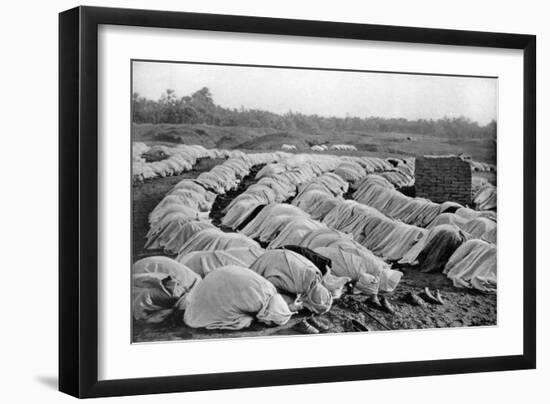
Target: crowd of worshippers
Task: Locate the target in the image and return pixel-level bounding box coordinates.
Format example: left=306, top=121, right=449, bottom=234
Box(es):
left=133, top=148, right=496, bottom=332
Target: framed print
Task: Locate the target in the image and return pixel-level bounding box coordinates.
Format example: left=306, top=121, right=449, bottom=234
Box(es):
left=59, top=6, right=536, bottom=398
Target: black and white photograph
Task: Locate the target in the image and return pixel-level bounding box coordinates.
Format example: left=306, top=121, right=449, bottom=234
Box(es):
left=0, top=0, right=544, bottom=401
left=131, top=60, right=497, bottom=342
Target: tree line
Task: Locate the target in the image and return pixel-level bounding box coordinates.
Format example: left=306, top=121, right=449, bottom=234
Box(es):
left=132, top=87, right=496, bottom=139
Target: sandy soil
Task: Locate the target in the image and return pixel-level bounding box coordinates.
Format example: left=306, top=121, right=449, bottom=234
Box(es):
left=132, top=159, right=496, bottom=342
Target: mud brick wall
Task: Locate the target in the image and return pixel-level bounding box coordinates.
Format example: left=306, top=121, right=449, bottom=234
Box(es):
left=415, top=156, right=472, bottom=205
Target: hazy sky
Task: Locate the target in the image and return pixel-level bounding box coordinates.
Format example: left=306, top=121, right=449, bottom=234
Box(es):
left=133, top=61, right=497, bottom=125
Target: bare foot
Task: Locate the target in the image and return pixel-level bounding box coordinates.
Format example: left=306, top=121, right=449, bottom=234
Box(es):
left=309, top=317, right=330, bottom=333
left=420, top=287, right=442, bottom=305
left=293, top=319, right=319, bottom=334
left=380, top=296, right=396, bottom=314
left=405, top=291, right=426, bottom=307
left=435, top=289, right=446, bottom=305
left=366, top=294, right=382, bottom=307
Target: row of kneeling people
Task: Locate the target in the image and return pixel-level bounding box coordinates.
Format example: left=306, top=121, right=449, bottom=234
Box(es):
left=145, top=153, right=413, bottom=255
left=215, top=159, right=408, bottom=301
left=132, top=256, right=293, bottom=330
left=289, top=173, right=496, bottom=292
left=145, top=154, right=347, bottom=263
left=219, top=159, right=494, bottom=293
left=132, top=142, right=279, bottom=182
left=222, top=156, right=346, bottom=230
left=250, top=203, right=496, bottom=294
left=132, top=236, right=395, bottom=331
left=333, top=159, right=414, bottom=188
left=133, top=226, right=495, bottom=332
left=220, top=155, right=413, bottom=232
left=282, top=144, right=357, bottom=152
left=132, top=143, right=223, bottom=182
left=145, top=152, right=287, bottom=253
left=352, top=174, right=496, bottom=232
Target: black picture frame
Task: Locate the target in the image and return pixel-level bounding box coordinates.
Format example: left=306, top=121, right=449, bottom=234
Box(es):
left=59, top=5, right=536, bottom=398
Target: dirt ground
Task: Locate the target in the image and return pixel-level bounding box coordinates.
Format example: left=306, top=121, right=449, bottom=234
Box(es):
left=133, top=123, right=497, bottom=164
left=132, top=158, right=496, bottom=343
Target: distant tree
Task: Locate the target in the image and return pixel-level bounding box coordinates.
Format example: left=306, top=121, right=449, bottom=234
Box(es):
left=131, top=87, right=496, bottom=140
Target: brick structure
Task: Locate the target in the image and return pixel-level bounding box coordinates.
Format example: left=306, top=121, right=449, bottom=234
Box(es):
left=415, top=155, right=472, bottom=206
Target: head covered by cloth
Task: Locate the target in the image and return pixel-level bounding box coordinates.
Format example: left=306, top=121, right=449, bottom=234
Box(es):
left=250, top=249, right=333, bottom=314
left=303, top=282, right=333, bottom=314
left=183, top=265, right=293, bottom=330
left=132, top=256, right=201, bottom=323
